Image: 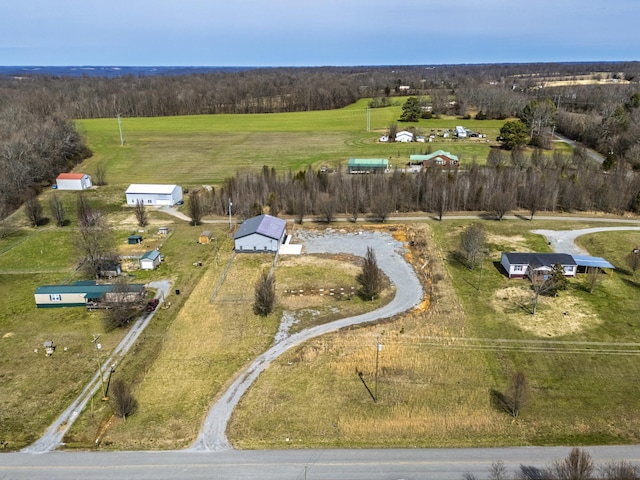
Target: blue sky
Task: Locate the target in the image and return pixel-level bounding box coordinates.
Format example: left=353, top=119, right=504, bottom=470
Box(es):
left=0, top=0, right=637, bottom=66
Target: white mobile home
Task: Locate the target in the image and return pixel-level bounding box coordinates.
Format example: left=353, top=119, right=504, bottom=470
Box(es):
left=125, top=184, right=183, bottom=206
left=500, top=252, right=577, bottom=279
left=34, top=281, right=145, bottom=308
left=56, top=173, right=92, bottom=190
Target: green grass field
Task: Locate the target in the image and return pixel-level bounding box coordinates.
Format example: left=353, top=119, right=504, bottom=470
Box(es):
left=75, top=100, right=510, bottom=187
left=2, top=100, right=639, bottom=451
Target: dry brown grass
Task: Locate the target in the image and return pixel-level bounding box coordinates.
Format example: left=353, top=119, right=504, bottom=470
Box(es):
left=93, top=240, right=390, bottom=449
left=229, top=224, right=509, bottom=448
left=491, top=285, right=602, bottom=337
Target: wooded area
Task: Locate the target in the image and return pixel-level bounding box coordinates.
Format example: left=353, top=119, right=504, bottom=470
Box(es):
left=1, top=61, right=640, bottom=221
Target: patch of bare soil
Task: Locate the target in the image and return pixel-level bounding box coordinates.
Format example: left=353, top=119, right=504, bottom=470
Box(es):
left=492, top=286, right=602, bottom=337
left=486, top=234, right=530, bottom=253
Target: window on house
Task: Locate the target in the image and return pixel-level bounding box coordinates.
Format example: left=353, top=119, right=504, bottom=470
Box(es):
left=49, top=294, right=62, bottom=302
left=514, top=265, right=523, bottom=271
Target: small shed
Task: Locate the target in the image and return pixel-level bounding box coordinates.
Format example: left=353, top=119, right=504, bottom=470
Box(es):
left=128, top=235, right=143, bottom=245
left=56, top=173, right=92, bottom=190
left=158, top=226, right=169, bottom=236
left=199, top=231, right=213, bottom=244
left=140, top=250, right=161, bottom=270
left=98, top=262, right=122, bottom=278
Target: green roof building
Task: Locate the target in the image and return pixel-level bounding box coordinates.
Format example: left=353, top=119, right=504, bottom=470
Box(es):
left=34, top=281, right=145, bottom=308
left=347, top=158, right=389, bottom=174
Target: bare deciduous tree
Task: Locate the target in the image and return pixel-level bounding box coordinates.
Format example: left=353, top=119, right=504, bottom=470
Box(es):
left=550, top=447, right=594, bottom=480
left=49, top=193, right=66, bottom=227
left=134, top=199, right=149, bottom=228
left=491, top=372, right=529, bottom=419
left=625, top=250, right=640, bottom=276
left=460, top=223, right=486, bottom=270
left=489, top=191, right=513, bottom=220
left=74, top=209, right=117, bottom=279
left=488, top=461, right=509, bottom=480
left=102, top=277, right=144, bottom=331
left=505, top=372, right=529, bottom=418
left=76, top=193, right=97, bottom=228
left=253, top=269, right=276, bottom=316
left=371, top=192, right=393, bottom=223
left=189, top=190, right=203, bottom=226
left=109, top=378, right=137, bottom=420
left=357, top=246, right=382, bottom=301
left=94, top=162, right=107, bottom=186
left=318, top=193, right=337, bottom=223
left=24, top=193, right=43, bottom=227
left=584, top=266, right=603, bottom=294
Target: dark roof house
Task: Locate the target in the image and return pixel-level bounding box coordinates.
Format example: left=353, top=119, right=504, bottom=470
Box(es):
left=500, top=252, right=577, bottom=279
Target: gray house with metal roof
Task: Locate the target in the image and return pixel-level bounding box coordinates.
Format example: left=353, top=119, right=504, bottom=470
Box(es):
left=34, top=281, right=145, bottom=308
left=234, top=214, right=286, bottom=253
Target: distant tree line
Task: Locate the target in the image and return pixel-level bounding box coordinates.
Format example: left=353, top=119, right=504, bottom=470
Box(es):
left=1, top=61, right=640, bottom=221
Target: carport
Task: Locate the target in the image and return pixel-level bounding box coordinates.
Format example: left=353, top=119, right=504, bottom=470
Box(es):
left=572, top=255, right=615, bottom=273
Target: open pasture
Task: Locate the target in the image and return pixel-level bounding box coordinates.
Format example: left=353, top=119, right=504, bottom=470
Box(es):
left=76, top=100, right=508, bottom=187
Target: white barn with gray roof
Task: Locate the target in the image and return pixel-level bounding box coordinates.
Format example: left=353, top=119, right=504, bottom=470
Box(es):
left=234, top=214, right=286, bottom=253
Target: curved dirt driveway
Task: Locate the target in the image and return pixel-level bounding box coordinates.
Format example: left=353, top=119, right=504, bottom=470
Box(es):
left=190, top=230, right=423, bottom=451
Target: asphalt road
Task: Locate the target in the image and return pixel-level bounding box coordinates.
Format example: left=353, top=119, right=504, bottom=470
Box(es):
left=9, top=220, right=640, bottom=479
left=3, top=446, right=640, bottom=480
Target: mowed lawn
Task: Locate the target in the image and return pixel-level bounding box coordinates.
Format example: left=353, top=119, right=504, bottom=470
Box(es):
left=75, top=100, right=509, bottom=187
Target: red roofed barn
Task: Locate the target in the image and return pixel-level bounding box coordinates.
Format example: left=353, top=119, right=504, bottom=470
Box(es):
left=56, top=173, right=93, bottom=190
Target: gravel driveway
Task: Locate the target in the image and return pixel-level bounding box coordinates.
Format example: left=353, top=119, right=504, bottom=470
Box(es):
left=190, top=229, right=423, bottom=451
left=533, top=226, right=640, bottom=255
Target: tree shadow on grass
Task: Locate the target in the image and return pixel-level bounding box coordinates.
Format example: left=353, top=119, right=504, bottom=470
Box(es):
left=489, top=388, right=512, bottom=416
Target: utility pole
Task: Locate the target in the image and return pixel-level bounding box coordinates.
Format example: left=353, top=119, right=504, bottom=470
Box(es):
left=374, top=337, right=382, bottom=402
left=117, top=114, right=124, bottom=147
left=366, top=106, right=370, bottom=132
left=91, top=334, right=107, bottom=401
left=228, top=200, right=233, bottom=229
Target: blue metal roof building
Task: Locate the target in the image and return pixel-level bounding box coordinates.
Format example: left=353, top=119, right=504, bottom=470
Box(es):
left=233, top=214, right=286, bottom=253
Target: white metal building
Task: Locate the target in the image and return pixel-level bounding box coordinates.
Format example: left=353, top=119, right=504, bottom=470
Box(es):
left=234, top=214, right=286, bottom=253
left=125, top=184, right=183, bottom=206
left=56, top=173, right=93, bottom=190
